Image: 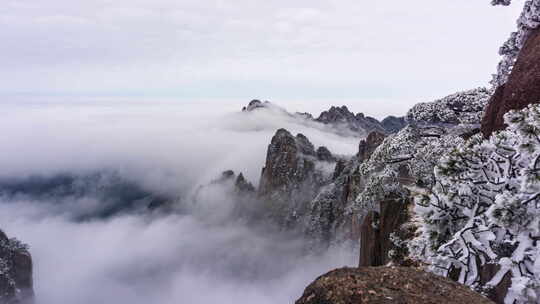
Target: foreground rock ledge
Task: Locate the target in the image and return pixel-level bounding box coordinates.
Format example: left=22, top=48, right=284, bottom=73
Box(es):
left=296, top=267, right=494, bottom=304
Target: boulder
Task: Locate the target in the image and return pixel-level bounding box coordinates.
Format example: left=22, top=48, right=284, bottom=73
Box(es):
left=296, top=267, right=494, bottom=304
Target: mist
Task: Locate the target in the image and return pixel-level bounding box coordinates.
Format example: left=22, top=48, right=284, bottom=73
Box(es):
left=0, top=99, right=359, bottom=303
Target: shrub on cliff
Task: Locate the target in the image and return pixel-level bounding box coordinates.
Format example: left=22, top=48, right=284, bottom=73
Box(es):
left=414, top=104, right=540, bottom=303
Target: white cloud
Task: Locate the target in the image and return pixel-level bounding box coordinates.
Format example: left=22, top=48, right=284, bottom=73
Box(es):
left=0, top=100, right=360, bottom=304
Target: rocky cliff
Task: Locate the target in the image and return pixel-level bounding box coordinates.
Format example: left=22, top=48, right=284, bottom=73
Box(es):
left=227, top=90, right=489, bottom=249
left=0, top=230, right=33, bottom=304
left=303, top=88, right=491, bottom=256
left=258, top=129, right=335, bottom=229
left=482, top=27, right=540, bottom=137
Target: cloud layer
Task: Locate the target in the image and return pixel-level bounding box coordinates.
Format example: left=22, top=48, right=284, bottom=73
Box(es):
left=0, top=101, right=359, bottom=304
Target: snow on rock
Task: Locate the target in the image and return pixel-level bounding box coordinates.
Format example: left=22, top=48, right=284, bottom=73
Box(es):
left=406, top=88, right=491, bottom=126
left=0, top=230, right=33, bottom=304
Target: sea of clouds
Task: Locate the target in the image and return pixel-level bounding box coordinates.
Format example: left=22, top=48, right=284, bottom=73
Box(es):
left=0, top=99, right=360, bottom=304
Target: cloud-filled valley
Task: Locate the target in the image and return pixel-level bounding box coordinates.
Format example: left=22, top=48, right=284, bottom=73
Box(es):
left=0, top=100, right=360, bottom=303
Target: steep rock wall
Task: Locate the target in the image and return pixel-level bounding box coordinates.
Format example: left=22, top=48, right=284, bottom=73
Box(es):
left=482, top=27, right=540, bottom=137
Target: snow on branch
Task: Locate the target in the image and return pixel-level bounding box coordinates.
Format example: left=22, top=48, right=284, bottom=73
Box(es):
left=413, top=104, right=540, bottom=303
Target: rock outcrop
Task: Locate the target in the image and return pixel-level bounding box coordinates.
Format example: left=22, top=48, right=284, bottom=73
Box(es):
left=258, top=129, right=332, bottom=228
left=357, top=131, right=386, bottom=163
left=305, top=130, right=386, bottom=245
left=296, top=267, right=494, bottom=304
left=327, top=89, right=490, bottom=268
left=259, top=129, right=315, bottom=197
left=406, top=88, right=491, bottom=126
left=234, top=173, right=255, bottom=194
left=482, top=27, right=540, bottom=137
left=0, top=230, right=33, bottom=304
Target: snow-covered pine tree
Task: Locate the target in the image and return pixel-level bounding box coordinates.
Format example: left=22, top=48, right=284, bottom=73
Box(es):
left=413, top=104, right=540, bottom=303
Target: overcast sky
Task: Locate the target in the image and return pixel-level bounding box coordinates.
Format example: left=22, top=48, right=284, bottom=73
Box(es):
left=0, top=0, right=524, bottom=107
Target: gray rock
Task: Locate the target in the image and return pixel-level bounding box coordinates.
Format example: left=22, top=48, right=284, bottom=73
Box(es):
left=0, top=230, right=33, bottom=304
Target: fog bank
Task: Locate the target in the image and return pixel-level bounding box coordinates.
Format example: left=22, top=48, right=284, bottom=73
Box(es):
left=0, top=99, right=359, bottom=303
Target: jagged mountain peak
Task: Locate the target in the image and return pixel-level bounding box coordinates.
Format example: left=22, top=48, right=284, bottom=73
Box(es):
left=316, top=105, right=405, bottom=134
left=235, top=173, right=255, bottom=193
left=316, top=146, right=334, bottom=162
left=316, top=105, right=357, bottom=124
left=242, top=99, right=272, bottom=112
left=295, top=133, right=316, bottom=156
left=257, top=129, right=339, bottom=228
left=240, top=100, right=406, bottom=136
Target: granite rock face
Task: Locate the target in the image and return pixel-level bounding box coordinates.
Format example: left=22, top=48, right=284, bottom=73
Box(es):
left=259, top=129, right=315, bottom=197
left=357, top=131, right=386, bottom=163
left=296, top=267, right=494, bottom=304
left=0, top=230, right=33, bottom=304
left=358, top=197, right=410, bottom=267
left=305, top=130, right=387, bottom=246
left=258, top=129, right=331, bottom=228
left=482, top=27, right=540, bottom=137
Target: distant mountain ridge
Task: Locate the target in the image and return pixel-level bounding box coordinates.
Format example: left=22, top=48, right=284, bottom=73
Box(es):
left=242, top=99, right=407, bottom=135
